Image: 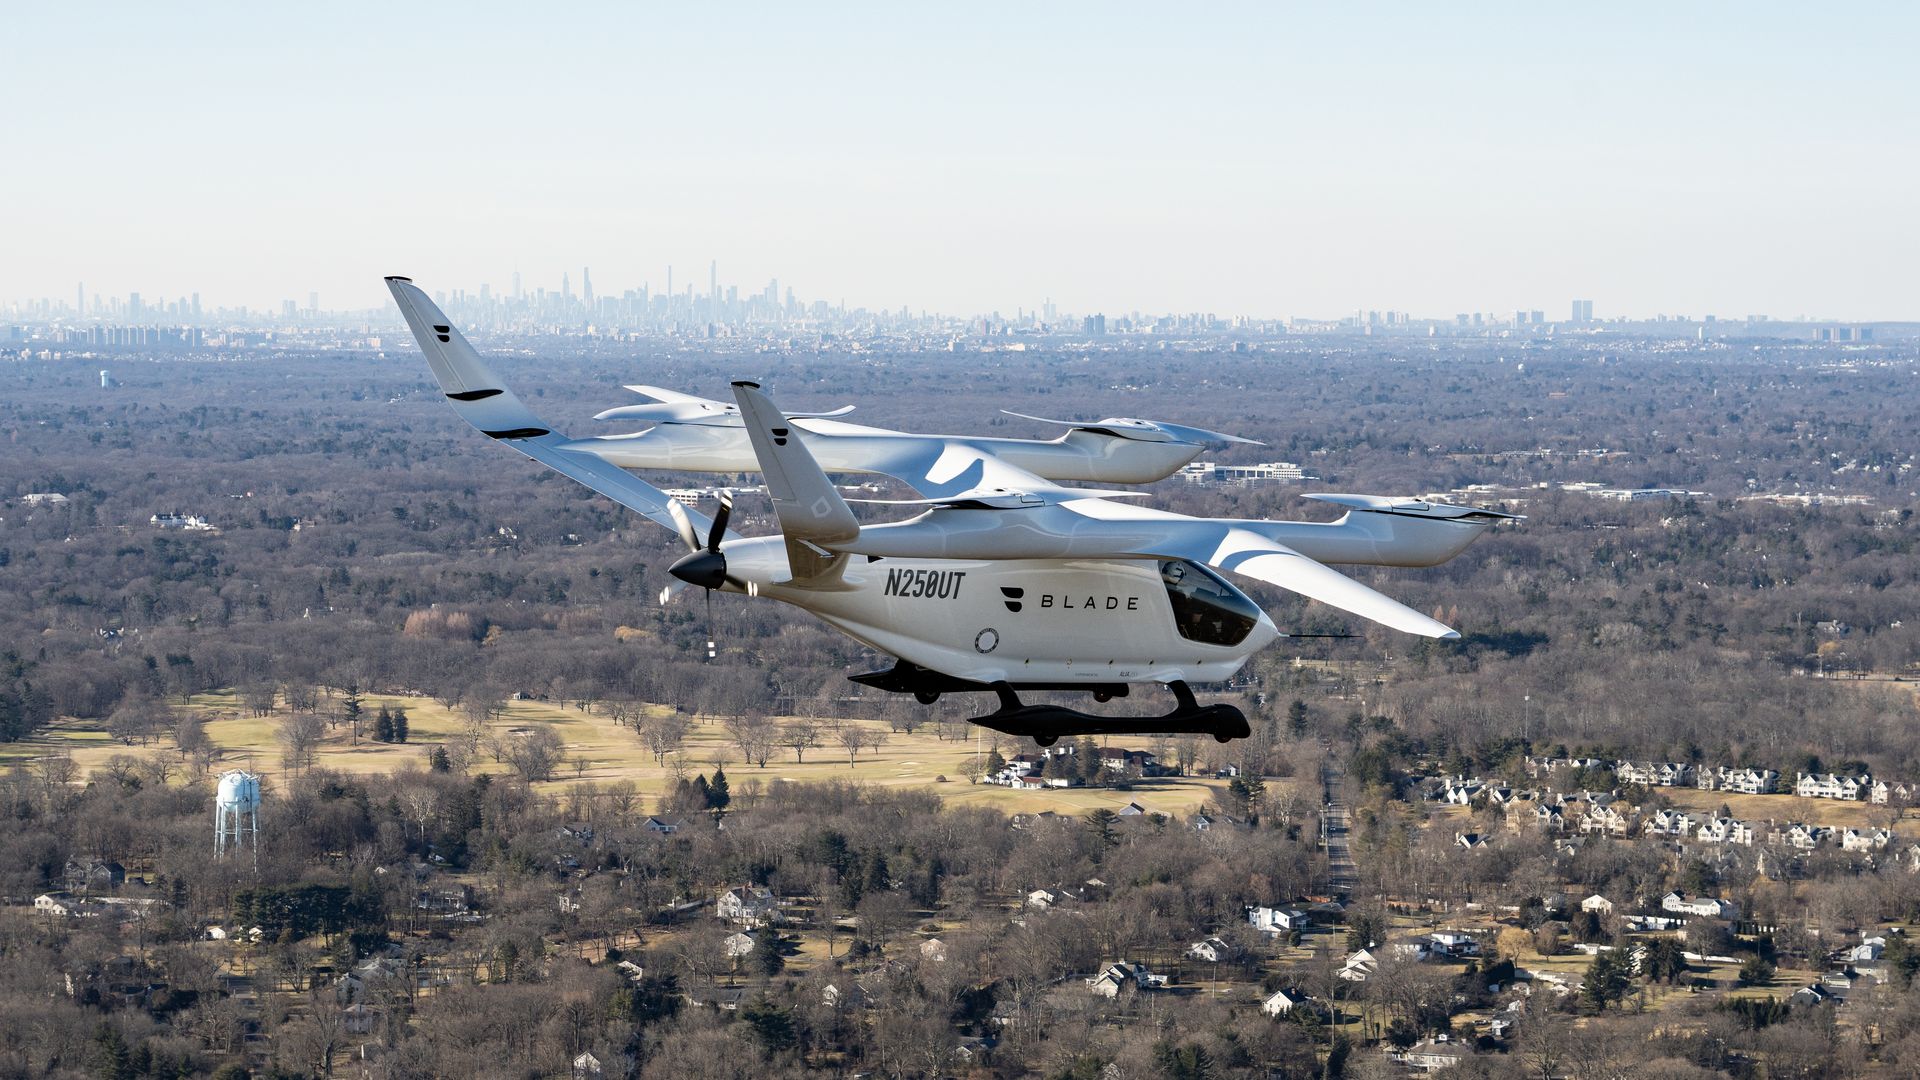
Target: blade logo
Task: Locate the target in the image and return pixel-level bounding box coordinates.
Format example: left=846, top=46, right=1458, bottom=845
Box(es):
left=1001, top=586, right=1024, bottom=612
left=884, top=568, right=966, bottom=600
left=1039, top=594, right=1141, bottom=611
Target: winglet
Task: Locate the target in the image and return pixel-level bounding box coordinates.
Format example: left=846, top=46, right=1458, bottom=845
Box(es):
left=731, top=381, right=860, bottom=544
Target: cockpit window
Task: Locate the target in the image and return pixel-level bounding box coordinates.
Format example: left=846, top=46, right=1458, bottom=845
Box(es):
left=1159, top=560, right=1259, bottom=646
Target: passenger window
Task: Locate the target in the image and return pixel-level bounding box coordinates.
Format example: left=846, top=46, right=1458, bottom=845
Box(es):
left=1160, top=560, right=1259, bottom=646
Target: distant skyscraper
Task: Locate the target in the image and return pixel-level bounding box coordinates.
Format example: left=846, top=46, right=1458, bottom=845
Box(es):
left=76, top=282, right=84, bottom=318
left=1572, top=299, right=1594, bottom=323
left=582, top=267, right=593, bottom=310
left=308, top=291, right=318, bottom=313
left=709, top=260, right=718, bottom=319
left=128, top=292, right=142, bottom=320
left=512, top=270, right=522, bottom=301
left=562, top=272, right=573, bottom=305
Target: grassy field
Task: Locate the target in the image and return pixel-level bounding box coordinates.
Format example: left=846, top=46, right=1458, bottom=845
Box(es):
left=1658, top=785, right=1897, bottom=830
left=2, top=690, right=1231, bottom=817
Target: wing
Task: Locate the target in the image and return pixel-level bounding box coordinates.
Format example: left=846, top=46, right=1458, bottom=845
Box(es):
left=839, top=497, right=1459, bottom=639
left=385, top=277, right=729, bottom=543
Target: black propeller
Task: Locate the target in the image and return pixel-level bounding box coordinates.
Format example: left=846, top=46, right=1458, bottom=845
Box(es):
left=666, top=490, right=733, bottom=662
left=667, top=488, right=732, bottom=591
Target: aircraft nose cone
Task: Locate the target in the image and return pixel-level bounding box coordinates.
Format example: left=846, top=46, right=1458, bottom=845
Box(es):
left=669, top=549, right=728, bottom=591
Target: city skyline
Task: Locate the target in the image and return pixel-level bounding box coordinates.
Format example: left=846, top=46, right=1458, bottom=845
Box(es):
left=4, top=266, right=1909, bottom=331
left=4, top=4, right=1916, bottom=321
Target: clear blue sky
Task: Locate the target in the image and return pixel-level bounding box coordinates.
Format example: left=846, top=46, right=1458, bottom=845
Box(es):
left=4, top=2, right=1914, bottom=319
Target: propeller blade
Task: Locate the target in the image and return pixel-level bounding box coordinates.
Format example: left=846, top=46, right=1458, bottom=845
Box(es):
left=706, top=489, right=733, bottom=553
left=666, top=499, right=701, bottom=553
left=659, top=580, right=687, bottom=606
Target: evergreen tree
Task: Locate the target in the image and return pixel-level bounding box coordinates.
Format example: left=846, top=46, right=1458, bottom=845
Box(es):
left=428, top=745, right=451, bottom=773
left=863, top=852, right=891, bottom=894
left=373, top=706, right=395, bottom=743
left=749, top=932, right=786, bottom=976
left=1077, top=736, right=1103, bottom=784
left=740, top=997, right=797, bottom=1052
left=1581, top=949, right=1630, bottom=1011
left=342, top=682, right=364, bottom=743
left=391, top=706, right=409, bottom=743
left=984, top=748, right=1006, bottom=777
left=1287, top=698, right=1310, bottom=737
left=708, top=765, right=731, bottom=810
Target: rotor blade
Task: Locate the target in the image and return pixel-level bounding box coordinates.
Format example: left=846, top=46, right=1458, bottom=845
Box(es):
left=666, top=499, right=701, bottom=553
left=706, top=489, right=733, bottom=553
left=659, top=580, right=687, bottom=606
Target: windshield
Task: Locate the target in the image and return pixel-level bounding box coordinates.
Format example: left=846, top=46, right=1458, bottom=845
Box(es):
left=1159, top=560, right=1260, bottom=646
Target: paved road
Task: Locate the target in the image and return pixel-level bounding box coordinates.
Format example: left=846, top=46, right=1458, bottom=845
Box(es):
left=1320, top=749, right=1356, bottom=897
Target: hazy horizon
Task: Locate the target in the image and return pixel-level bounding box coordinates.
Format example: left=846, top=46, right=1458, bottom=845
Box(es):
left=5, top=2, right=1915, bottom=320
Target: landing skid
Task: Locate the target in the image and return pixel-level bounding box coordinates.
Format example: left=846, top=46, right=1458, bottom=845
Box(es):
left=971, top=680, right=1250, bottom=745
left=847, top=661, right=1248, bottom=744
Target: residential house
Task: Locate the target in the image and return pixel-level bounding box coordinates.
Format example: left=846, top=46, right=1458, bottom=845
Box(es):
left=1695, top=817, right=1757, bottom=846
left=1699, top=766, right=1779, bottom=794
left=1027, top=887, right=1073, bottom=909
left=1618, top=762, right=1695, bottom=788
left=1789, top=983, right=1839, bottom=1008
left=1796, top=773, right=1870, bottom=801
left=1086, top=961, right=1162, bottom=997
left=1116, top=801, right=1155, bottom=817
left=1850, top=937, right=1887, bottom=964
left=1397, top=1036, right=1470, bottom=1072
left=920, top=938, right=948, bottom=963
left=716, top=884, right=783, bottom=926
left=643, top=816, right=684, bottom=835
left=1776, top=823, right=1832, bottom=850
left=1842, top=828, right=1893, bottom=853
left=1644, top=809, right=1698, bottom=838
left=1338, top=949, right=1379, bottom=982
left=1454, top=832, right=1491, bottom=851
left=1580, top=894, right=1615, bottom=915
left=1188, top=937, right=1235, bottom=963
left=1262, top=988, right=1309, bottom=1017
left=1871, top=781, right=1912, bottom=805
left=64, top=860, right=127, bottom=891
left=1580, top=804, right=1637, bottom=838
left=1248, top=906, right=1310, bottom=935
left=571, top=1052, right=603, bottom=1079
left=1442, top=777, right=1484, bottom=805
left=1662, top=892, right=1739, bottom=919
left=1428, top=932, right=1481, bottom=958
left=722, top=931, right=756, bottom=959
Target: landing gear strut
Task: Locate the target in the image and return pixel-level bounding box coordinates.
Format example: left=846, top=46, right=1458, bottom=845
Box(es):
left=972, top=680, right=1250, bottom=745
left=845, top=661, right=1249, bottom=744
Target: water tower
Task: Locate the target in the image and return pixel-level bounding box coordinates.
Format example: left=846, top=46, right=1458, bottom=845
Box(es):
left=214, top=770, right=261, bottom=858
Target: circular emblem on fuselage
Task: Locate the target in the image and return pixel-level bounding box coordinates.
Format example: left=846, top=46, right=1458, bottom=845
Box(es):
left=974, top=628, right=999, bottom=654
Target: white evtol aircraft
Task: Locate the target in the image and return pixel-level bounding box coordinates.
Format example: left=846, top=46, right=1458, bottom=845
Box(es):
left=387, top=277, right=1517, bottom=744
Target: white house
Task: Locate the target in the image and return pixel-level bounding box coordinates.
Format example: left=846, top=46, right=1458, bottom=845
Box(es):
left=1580, top=894, right=1615, bottom=915
left=1248, top=906, right=1309, bottom=934
left=1338, top=949, right=1379, bottom=982
left=1662, top=892, right=1738, bottom=919
left=1795, top=773, right=1870, bottom=801
left=1188, top=936, right=1235, bottom=963
left=722, top=931, right=757, bottom=959
left=1871, top=781, right=1912, bottom=805
left=1842, top=828, right=1893, bottom=853
left=920, top=938, right=948, bottom=962
left=1262, top=988, right=1308, bottom=1017
left=716, top=884, right=783, bottom=926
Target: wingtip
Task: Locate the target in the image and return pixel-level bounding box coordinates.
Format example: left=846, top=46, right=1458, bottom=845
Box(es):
left=384, top=275, right=413, bottom=283
left=1439, top=630, right=1462, bottom=641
